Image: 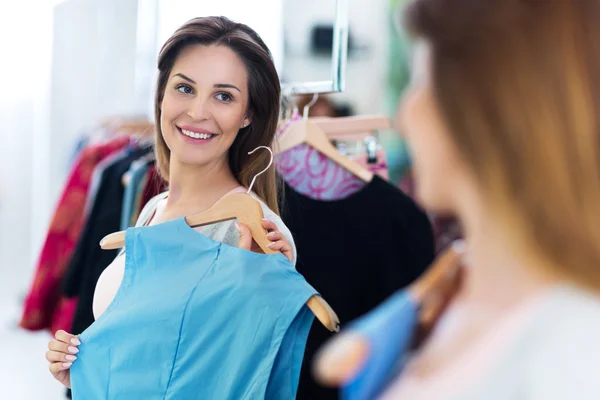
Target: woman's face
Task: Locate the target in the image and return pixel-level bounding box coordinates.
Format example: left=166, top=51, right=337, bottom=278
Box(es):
left=160, top=44, right=251, bottom=170
left=398, top=42, right=467, bottom=214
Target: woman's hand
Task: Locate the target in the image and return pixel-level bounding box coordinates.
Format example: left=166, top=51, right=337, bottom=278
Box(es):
left=46, top=330, right=81, bottom=389
left=237, top=219, right=293, bottom=262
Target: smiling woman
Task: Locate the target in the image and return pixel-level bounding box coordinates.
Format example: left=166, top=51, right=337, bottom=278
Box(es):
left=44, top=16, right=322, bottom=400
left=155, top=16, right=282, bottom=214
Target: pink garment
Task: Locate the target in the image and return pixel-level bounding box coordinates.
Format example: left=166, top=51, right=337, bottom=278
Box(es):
left=276, top=112, right=387, bottom=200
left=350, top=149, right=389, bottom=180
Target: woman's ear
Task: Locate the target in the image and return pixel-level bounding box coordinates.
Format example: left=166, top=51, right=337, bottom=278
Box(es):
left=241, top=113, right=253, bottom=129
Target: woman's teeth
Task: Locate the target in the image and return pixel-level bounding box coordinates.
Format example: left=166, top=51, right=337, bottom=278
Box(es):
left=181, top=128, right=214, bottom=140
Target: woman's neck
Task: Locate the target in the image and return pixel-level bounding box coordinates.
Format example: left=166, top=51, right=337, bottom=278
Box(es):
left=165, top=157, right=241, bottom=214
left=455, top=194, right=559, bottom=314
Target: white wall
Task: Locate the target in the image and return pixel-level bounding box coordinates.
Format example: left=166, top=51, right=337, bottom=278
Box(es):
left=50, top=0, right=140, bottom=199
left=0, top=1, right=61, bottom=291
left=283, top=0, right=390, bottom=115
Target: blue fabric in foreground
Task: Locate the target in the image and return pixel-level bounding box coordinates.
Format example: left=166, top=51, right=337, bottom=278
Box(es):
left=71, top=217, right=316, bottom=400
left=342, top=289, right=419, bottom=400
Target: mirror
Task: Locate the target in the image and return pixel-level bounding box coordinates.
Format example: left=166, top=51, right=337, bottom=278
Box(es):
left=280, top=0, right=348, bottom=96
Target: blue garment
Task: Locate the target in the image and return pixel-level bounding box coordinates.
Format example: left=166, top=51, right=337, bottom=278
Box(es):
left=342, top=289, right=419, bottom=400
left=120, top=159, right=151, bottom=230
left=70, top=217, right=316, bottom=399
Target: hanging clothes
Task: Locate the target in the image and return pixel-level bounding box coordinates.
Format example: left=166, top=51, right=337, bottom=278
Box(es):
left=70, top=218, right=316, bottom=399
left=349, top=149, right=389, bottom=180
left=62, top=145, right=153, bottom=335
left=82, top=146, right=131, bottom=218
left=19, top=136, right=130, bottom=333
left=276, top=112, right=388, bottom=201
left=120, top=156, right=154, bottom=230
left=281, top=176, right=435, bottom=400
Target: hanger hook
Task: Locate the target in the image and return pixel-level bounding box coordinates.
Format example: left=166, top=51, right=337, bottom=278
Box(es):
left=246, top=146, right=274, bottom=194
left=303, top=93, right=319, bottom=119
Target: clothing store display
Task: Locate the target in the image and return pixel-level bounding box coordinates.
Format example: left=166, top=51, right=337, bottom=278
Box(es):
left=349, top=149, right=389, bottom=180
left=83, top=147, right=130, bottom=217
left=71, top=218, right=316, bottom=400
left=20, top=136, right=130, bottom=333
left=276, top=112, right=389, bottom=201
left=120, top=157, right=152, bottom=230
left=63, top=146, right=153, bottom=335
left=282, top=176, right=435, bottom=399
left=379, top=285, right=600, bottom=400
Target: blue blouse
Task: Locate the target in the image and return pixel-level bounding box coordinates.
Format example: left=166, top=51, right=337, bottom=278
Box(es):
left=70, top=217, right=317, bottom=399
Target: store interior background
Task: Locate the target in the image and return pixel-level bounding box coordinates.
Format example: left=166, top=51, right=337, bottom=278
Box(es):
left=0, top=0, right=410, bottom=398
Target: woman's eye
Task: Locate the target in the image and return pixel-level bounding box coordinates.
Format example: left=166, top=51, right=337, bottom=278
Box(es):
left=216, top=92, right=233, bottom=102
left=176, top=84, right=193, bottom=95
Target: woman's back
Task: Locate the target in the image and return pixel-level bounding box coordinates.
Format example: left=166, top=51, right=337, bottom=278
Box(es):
left=380, top=285, right=600, bottom=399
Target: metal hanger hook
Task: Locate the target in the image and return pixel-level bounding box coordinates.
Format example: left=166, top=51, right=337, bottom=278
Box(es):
left=246, top=146, right=274, bottom=194
left=303, top=93, right=319, bottom=119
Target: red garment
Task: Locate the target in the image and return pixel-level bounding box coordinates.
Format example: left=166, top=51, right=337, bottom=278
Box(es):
left=20, top=136, right=130, bottom=333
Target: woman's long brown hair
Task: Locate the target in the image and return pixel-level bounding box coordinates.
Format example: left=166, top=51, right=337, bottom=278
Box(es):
left=404, top=0, right=600, bottom=290
left=154, top=16, right=281, bottom=213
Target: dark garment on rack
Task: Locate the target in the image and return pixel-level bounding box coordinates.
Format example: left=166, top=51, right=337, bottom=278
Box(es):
left=281, top=175, right=435, bottom=400
left=62, top=146, right=152, bottom=335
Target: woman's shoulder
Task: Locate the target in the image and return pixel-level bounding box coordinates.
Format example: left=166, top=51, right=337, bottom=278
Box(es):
left=135, top=192, right=168, bottom=227
left=521, top=286, right=600, bottom=397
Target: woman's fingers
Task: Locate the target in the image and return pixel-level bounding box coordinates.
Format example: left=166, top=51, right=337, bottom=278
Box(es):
left=48, top=339, right=80, bottom=355
left=267, top=231, right=283, bottom=241
left=239, top=219, right=293, bottom=262
left=261, top=219, right=278, bottom=232
left=46, top=350, right=77, bottom=363
left=55, top=330, right=80, bottom=346
left=236, top=222, right=253, bottom=251
left=268, top=240, right=293, bottom=262
left=49, top=361, right=73, bottom=374
left=267, top=240, right=285, bottom=251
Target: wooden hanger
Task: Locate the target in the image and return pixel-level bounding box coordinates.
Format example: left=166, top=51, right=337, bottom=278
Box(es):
left=100, top=146, right=340, bottom=332
left=276, top=94, right=392, bottom=182
left=311, top=115, right=392, bottom=136
left=276, top=120, right=374, bottom=182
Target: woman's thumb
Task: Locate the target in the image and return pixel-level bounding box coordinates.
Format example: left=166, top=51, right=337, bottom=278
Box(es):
left=236, top=222, right=252, bottom=250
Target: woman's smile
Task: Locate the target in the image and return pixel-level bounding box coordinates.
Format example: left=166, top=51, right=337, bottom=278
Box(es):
left=176, top=125, right=218, bottom=144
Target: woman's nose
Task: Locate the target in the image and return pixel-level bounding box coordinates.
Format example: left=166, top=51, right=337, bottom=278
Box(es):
left=187, top=96, right=210, bottom=121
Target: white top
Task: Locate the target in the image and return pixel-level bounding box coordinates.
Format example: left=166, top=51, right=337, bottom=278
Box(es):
left=92, top=190, right=296, bottom=321
left=379, top=285, right=600, bottom=400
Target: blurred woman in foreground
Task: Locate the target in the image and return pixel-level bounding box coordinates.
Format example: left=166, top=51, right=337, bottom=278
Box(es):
left=319, top=0, right=600, bottom=398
